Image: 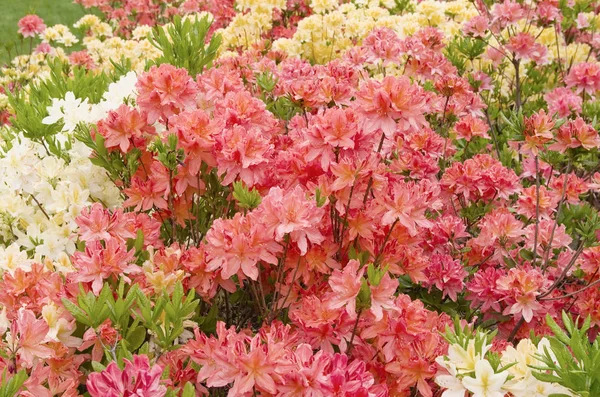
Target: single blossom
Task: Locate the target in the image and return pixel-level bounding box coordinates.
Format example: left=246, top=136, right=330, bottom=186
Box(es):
left=462, top=359, right=508, bottom=397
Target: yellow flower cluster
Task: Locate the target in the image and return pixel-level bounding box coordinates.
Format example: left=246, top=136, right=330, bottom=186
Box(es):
left=72, top=14, right=160, bottom=72
left=310, top=0, right=339, bottom=14
left=74, top=14, right=113, bottom=38
left=236, top=0, right=287, bottom=12
left=0, top=15, right=159, bottom=99
left=0, top=49, right=68, bottom=91
left=83, top=35, right=160, bottom=72
left=218, top=12, right=273, bottom=50
left=42, top=24, right=79, bottom=47
left=273, top=4, right=387, bottom=63
left=271, top=0, right=478, bottom=63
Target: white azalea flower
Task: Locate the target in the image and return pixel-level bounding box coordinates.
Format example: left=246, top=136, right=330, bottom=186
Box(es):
left=501, top=338, right=539, bottom=380
left=447, top=339, right=490, bottom=372
left=505, top=374, right=574, bottom=397
left=42, top=92, right=91, bottom=133
left=0, top=243, right=32, bottom=275
left=102, top=71, right=138, bottom=108
left=435, top=360, right=468, bottom=397
left=462, top=359, right=509, bottom=397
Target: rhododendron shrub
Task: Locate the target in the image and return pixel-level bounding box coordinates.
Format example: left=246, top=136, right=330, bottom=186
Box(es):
left=2, top=0, right=600, bottom=396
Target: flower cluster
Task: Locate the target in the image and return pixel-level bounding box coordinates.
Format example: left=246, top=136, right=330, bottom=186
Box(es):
left=0, top=0, right=600, bottom=396
left=436, top=324, right=573, bottom=397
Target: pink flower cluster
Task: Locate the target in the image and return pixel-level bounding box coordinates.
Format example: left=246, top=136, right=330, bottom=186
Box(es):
left=5, top=0, right=600, bottom=395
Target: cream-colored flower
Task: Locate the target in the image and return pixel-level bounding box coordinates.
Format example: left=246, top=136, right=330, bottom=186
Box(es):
left=462, top=359, right=509, bottom=397
left=0, top=243, right=32, bottom=275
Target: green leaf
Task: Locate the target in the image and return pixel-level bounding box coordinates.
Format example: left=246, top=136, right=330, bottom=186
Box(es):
left=547, top=314, right=570, bottom=345
left=126, top=326, right=147, bottom=352
left=91, top=361, right=106, bottom=372
left=134, top=230, right=145, bottom=252
left=200, top=304, right=218, bottom=334
left=148, top=14, right=221, bottom=76
left=232, top=181, right=262, bottom=210
left=181, top=383, right=195, bottom=397
left=61, top=297, right=92, bottom=326
left=0, top=370, right=28, bottom=397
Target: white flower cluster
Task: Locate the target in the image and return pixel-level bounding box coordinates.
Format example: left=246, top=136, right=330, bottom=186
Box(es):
left=0, top=136, right=121, bottom=274
left=42, top=71, right=139, bottom=140
left=42, top=24, right=79, bottom=47
left=0, top=73, right=137, bottom=276
left=436, top=336, right=573, bottom=397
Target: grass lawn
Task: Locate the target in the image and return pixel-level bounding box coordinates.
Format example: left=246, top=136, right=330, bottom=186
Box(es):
left=0, top=0, right=88, bottom=65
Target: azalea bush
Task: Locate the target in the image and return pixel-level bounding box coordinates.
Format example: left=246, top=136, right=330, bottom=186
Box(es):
left=2, top=0, right=600, bottom=396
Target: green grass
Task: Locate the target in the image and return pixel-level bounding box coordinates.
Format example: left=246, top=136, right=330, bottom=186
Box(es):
left=0, top=0, right=88, bottom=65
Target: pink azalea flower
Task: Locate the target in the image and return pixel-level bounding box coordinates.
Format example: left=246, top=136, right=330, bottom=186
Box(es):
left=205, top=212, right=281, bottom=281
left=463, top=15, right=489, bottom=38
left=71, top=239, right=140, bottom=294
left=544, top=87, right=582, bottom=117
left=98, top=105, right=155, bottom=153
left=76, top=204, right=136, bottom=242
left=454, top=114, right=490, bottom=141
left=356, top=76, right=429, bottom=137
left=169, top=109, right=216, bottom=174
left=69, top=50, right=96, bottom=69
left=230, top=337, right=278, bottom=396
left=565, top=62, right=600, bottom=95
left=18, top=15, right=46, bottom=38
left=491, top=0, right=525, bottom=29
left=516, top=185, right=559, bottom=220
left=14, top=309, right=53, bottom=368
left=379, top=180, right=440, bottom=236
left=136, top=64, right=199, bottom=123
left=257, top=186, right=325, bottom=255
left=327, top=260, right=365, bottom=317
left=87, top=355, right=166, bottom=397
left=370, top=273, right=399, bottom=320
left=497, top=266, right=547, bottom=323
left=506, top=32, right=548, bottom=64
left=424, top=254, right=468, bottom=302
left=362, top=27, right=402, bottom=66
left=214, top=124, right=273, bottom=187
left=550, top=117, right=600, bottom=152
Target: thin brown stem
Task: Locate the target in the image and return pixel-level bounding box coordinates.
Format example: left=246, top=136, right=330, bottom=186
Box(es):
left=270, top=236, right=291, bottom=313
left=30, top=194, right=50, bottom=220
left=338, top=182, right=356, bottom=251
left=539, top=244, right=585, bottom=299
left=507, top=317, right=525, bottom=343
left=361, top=132, right=386, bottom=205
left=513, top=59, right=522, bottom=112
left=542, top=161, right=571, bottom=272
left=347, top=309, right=363, bottom=355
left=540, top=278, right=600, bottom=301
left=532, top=156, right=541, bottom=266
left=374, top=219, right=398, bottom=265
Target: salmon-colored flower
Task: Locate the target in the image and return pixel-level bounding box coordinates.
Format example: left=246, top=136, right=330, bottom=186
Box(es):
left=136, top=64, right=199, bottom=123
left=356, top=76, right=429, bottom=136
left=327, top=260, right=365, bottom=317
left=71, top=239, right=139, bottom=294
left=14, top=309, right=53, bottom=368
left=98, top=105, right=155, bottom=153
left=258, top=186, right=325, bottom=255
left=205, top=212, right=281, bottom=281
left=550, top=117, right=600, bottom=152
